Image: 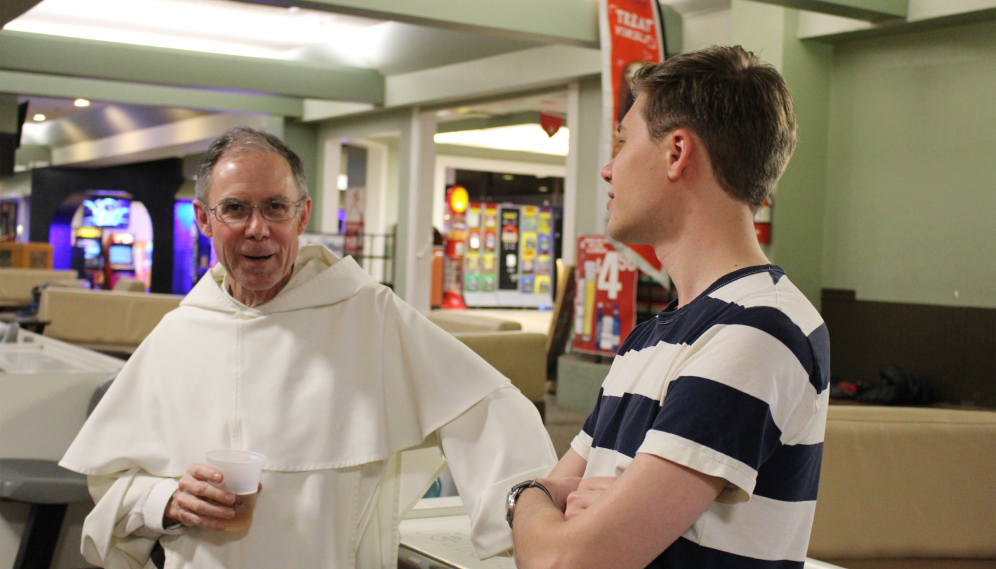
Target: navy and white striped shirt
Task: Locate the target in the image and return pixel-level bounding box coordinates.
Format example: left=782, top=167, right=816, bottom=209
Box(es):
left=572, top=265, right=830, bottom=568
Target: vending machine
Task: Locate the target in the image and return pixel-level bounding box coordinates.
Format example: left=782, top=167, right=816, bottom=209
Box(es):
left=462, top=203, right=554, bottom=308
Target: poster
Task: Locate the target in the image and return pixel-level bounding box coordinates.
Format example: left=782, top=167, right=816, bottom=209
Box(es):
left=344, top=187, right=364, bottom=258
left=572, top=235, right=637, bottom=356
left=600, top=0, right=666, bottom=155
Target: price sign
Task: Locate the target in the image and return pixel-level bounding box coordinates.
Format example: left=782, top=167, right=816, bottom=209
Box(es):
left=572, top=235, right=637, bottom=356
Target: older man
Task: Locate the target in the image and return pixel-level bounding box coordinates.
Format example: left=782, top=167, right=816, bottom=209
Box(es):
left=61, top=127, right=557, bottom=569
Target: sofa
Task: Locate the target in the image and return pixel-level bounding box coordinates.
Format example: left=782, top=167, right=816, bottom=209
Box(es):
left=809, top=405, right=996, bottom=569
left=427, top=310, right=548, bottom=420
left=0, top=268, right=86, bottom=308
left=38, top=287, right=183, bottom=357
left=33, top=291, right=549, bottom=419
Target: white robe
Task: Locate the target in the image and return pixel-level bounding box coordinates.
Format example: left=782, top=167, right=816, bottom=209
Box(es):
left=61, top=245, right=557, bottom=569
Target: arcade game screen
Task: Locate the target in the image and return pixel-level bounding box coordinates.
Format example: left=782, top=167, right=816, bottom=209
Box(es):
left=108, top=243, right=134, bottom=266
left=82, top=198, right=131, bottom=228
left=76, top=238, right=101, bottom=259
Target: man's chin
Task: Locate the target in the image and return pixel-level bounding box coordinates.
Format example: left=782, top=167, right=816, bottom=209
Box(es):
left=230, top=270, right=286, bottom=294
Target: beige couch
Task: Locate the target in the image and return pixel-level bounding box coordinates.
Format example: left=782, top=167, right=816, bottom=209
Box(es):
left=33, top=293, right=549, bottom=420
left=810, top=405, right=996, bottom=569
left=428, top=311, right=547, bottom=420
left=0, top=268, right=85, bottom=308
left=38, top=287, right=183, bottom=356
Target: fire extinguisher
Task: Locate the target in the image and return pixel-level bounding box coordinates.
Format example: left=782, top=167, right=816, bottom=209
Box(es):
left=754, top=197, right=772, bottom=244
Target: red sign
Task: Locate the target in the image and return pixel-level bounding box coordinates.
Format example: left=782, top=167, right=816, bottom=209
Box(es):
left=572, top=235, right=637, bottom=356
left=540, top=113, right=563, bottom=137
left=600, top=0, right=665, bottom=155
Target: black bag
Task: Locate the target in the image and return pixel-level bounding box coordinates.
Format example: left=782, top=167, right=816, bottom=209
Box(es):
left=855, top=365, right=935, bottom=405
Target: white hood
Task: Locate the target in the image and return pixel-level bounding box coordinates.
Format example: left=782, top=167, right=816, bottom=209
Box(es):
left=62, top=245, right=509, bottom=477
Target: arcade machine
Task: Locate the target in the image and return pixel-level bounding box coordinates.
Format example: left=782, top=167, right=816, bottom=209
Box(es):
left=71, top=226, right=103, bottom=287
left=105, top=233, right=137, bottom=289
left=71, top=193, right=133, bottom=289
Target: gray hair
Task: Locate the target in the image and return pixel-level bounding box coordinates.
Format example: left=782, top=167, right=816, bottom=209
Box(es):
left=194, top=126, right=309, bottom=204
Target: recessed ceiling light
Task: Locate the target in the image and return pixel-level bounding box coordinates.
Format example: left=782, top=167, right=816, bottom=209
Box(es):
left=74, top=99, right=91, bottom=107
left=33, top=114, right=46, bottom=122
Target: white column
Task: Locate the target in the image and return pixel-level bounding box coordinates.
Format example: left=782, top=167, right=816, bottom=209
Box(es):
left=562, top=81, right=581, bottom=267
left=320, top=138, right=342, bottom=233
left=396, top=107, right=436, bottom=313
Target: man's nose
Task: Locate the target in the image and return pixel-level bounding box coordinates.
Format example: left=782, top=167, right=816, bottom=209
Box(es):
left=243, top=208, right=270, bottom=238
left=601, top=161, right=613, bottom=184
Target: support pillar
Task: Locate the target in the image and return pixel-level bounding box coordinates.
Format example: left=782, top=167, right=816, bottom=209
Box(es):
left=395, top=108, right=436, bottom=313
left=563, top=77, right=604, bottom=266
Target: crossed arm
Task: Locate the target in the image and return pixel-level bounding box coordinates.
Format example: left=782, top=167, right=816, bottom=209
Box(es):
left=511, top=448, right=726, bottom=569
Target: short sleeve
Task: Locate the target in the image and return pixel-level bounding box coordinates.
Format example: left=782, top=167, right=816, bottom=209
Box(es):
left=636, top=315, right=817, bottom=502
left=570, top=388, right=605, bottom=461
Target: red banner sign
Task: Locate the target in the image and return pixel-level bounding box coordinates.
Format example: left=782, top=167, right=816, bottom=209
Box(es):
left=572, top=235, right=637, bottom=356
left=600, top=0, right=665, bottom=155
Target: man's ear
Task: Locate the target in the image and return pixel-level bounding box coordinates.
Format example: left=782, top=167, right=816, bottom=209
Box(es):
left=297, top=197, right=312, bottom=235
left=665, top=128, right=695, bottom=182
left=193, top=200, right=214, bottom=238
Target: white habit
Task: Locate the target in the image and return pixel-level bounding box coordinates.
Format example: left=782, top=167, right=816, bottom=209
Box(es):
left=61, top=245, right=557, bottom=569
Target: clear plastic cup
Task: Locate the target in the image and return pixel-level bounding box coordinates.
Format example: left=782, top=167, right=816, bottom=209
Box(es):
left=205, top=450, right=266, bottom=532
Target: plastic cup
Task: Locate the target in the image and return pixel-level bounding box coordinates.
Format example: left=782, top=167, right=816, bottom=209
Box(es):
left=205, top=450, right=266, bottom=532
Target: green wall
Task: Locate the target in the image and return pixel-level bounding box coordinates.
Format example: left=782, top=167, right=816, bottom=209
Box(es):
left=282, top=120, right=319, bottom=232
left=775, top=11, right=832, bottom=309
left=821, top=22, right=996, bottom=308
left=732, top=1, right=832, bottom=308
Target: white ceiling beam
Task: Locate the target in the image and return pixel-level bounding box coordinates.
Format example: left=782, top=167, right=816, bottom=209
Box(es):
left=751, top=0, right=906, bottom=21
left=237, top=0, right=600, bottom=47
left=797, top=0, right=996, bottom=40
left=51, top=113, right=282, bottom=167
left=385, top=45, right=601, bottom=108
left=0, top=70, right=304, bottom=117
left=302, top=100, right=376, bottom=122
left=0, top=30, right=384, bottom=103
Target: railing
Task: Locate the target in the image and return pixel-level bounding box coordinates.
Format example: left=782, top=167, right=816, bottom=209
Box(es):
left=300, top=232, right=395, bottom=289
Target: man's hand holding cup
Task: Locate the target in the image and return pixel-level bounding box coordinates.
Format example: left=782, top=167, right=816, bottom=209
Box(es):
left=164, top=450, right=266, bottom=532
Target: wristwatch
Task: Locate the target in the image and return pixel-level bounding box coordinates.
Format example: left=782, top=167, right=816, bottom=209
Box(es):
left=505, top=479, right=553, bottom=528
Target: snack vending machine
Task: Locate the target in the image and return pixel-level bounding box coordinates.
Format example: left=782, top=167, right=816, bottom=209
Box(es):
left=463, top=203, right=499, bottom=306
left=462, top=203, right=553, bottom=308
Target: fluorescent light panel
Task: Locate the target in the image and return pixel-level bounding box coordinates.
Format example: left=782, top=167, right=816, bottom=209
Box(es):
left=7, top=0, right=389, bottom=63
left=434, top=124, right=569, bottom=156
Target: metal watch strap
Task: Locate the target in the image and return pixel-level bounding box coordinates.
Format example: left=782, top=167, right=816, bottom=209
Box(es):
left=505, top=479, right=553, bottom=528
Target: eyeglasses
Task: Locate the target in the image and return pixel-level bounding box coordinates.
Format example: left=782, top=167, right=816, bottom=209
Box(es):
left=205, top=198, right=304, bottom=224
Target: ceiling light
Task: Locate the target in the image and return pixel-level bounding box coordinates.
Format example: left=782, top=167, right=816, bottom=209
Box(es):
left=74, top=99, right=91, bottom=107
left=4, top=0, right=388, bottom=63
left=33, top=114, right=46, bottom=122
left=434, top=124, right=569, bottom=156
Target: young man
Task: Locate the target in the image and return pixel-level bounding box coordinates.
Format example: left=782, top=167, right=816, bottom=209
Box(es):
left=508, top=46, right=830, bottom=569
